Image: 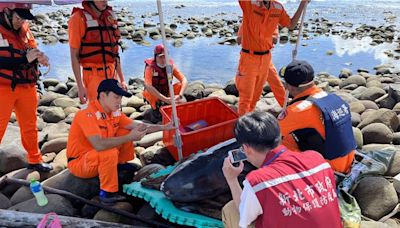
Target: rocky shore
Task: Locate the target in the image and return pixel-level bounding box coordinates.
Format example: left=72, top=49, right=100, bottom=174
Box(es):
left=1, top=5, right=400, bottom=228
left=0, top=63, right=400, bottom=226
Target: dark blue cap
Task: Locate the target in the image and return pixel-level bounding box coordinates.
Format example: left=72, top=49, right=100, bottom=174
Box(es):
left=14, top=8, right=35, bottom=20
left=281, top=60, right=314, bottom=87
left=97, top=79, right=132, bottom=97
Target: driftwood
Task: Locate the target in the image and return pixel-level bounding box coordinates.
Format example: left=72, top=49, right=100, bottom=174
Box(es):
left=0, top=209, right=135, bottom=228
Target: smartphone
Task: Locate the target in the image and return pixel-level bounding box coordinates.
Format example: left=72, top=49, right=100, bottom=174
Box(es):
left=228, top=148, right=247, bottom=163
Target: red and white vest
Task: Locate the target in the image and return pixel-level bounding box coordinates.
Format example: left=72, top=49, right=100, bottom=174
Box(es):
left=144, top=58, right=174, bottom=97
left=246, top=145, right=342, bottom=228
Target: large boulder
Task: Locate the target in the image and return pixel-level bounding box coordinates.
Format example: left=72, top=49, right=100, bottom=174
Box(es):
left=10, top=186, right=32, bottom=206
left=38, top=92, right=64, bottom=106
left=42, top=107, right=66, bottom=123
left=378, top=96, right=396, bottom=110
left=9, top=194, right=77, bottom=216
left=351, top=112, right=361, bottom=126
left=0, top=192, right=11, bottom=209
left=223, top=80, right=238, bottom=96
left=339, top=68, right=352, bottom=78
left=42, top=78, right=60, bottom=87
left=334, top=91, right=357, bottom=104
left=353, top=177, right=398, bottom=220
left=40, top=137, right=67, bottom=154
left=51, top=97, right=79, bottom=109
left=135, top=131, right=163, bottom=148
left=358, top=87, right=386, bottom=101
left=126, top=96, right=145, bottom=109
left=350, top=101, right=366, bottom=114
left=360, top=100, right=379, bottom=110
left=361, top=123, right=393, bottom=144
left=52, top=83, right=69, bottom=94
left=351, top=86, right=367, bottom=99
left=358, top=109, right=399, bottom=131
left=184, top=82, right=205, bottom=101
left=339, top=75, right=366, bottom=88
left=53, top=149, right=67, bottom=168
left=388, top=84, right=400, bottom=103
left=0, top=143, right=27, bottom=174
left=386, top=149, right=400, bottom=176
left=392, top=103, right=400, bottom=114
left=353, top=127, right=363, bottom=149
left=93, top=202, right=134, bottom=224
left=42, top=169, right=99, bottom=199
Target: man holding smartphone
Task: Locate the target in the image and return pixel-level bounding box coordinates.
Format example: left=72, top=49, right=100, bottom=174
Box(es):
left=222, top=112, right=341, bottom=228
left=66, top=79, right=173, bottom=205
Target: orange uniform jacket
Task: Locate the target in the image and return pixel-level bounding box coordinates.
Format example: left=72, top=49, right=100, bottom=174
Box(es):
left=239, top=0, right=290, bottom=52
left=278, top=85, right=355, bottom=173
left=67, top=100, right=132, bottom=159
left=67, top=100, right=134, bottom=192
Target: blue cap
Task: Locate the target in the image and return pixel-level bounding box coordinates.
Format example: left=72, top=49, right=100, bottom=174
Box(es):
left=97, top=79, right=132, bottom=97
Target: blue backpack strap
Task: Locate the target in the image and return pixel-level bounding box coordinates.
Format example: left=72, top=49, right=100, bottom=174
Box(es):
left=308, top=93, right=356, bottom=160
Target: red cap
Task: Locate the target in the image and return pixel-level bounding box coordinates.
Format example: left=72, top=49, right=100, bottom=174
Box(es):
left=154, top=44, right=165, bottom=56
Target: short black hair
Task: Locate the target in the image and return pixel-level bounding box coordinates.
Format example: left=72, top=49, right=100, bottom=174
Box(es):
left=97, top=90, right=110, bottom=100
left=234, top=111, right=281, bottom=152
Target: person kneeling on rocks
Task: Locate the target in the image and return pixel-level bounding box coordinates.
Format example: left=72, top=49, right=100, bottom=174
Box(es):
left=142, top=44, right=188, bottom=122
left=66, top=79, right=173, bottom=205
left=277, top=60, right=356, bottom=174
left=222, top=112, right=341, bottom=228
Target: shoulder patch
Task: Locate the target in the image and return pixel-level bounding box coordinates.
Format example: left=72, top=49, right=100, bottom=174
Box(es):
left=95, top=111, right=102, bottom=120
left=311, top=91, right=328, bottom=99
left=112, top=110, right=122, bottom=117
left=295, top=100, right=313, bottom=111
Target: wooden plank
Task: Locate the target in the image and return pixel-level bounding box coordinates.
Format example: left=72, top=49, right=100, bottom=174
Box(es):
left=0, top=209, right=135, bottom=228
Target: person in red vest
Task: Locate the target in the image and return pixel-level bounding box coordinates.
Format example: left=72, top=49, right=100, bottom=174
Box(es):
left=69, top=0, right=127, bottom=104
left=142, top=44, right=188, bottom=122
left=0, top=3, right=52, bottom=172
left=222, top=112, right=341, bottom=228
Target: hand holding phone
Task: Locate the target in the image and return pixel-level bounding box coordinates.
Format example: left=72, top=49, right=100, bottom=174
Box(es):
left=228, top=148, right=247, bottom=164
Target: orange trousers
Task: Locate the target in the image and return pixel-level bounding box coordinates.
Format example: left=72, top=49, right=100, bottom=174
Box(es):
left=0, top=84, right=42, bottom=164
left=267, top=61, right=286, bottom=107
left=67, top=128, right=134, bottom=193
left=235, top=52, right=272, bottom=115
left=143, top=83, right=182, bottom=110
left=82, top=66, right=117, bottom=102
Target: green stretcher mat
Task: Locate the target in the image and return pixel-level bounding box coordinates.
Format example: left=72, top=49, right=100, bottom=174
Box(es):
left=122, top=165, right=223, bottom=228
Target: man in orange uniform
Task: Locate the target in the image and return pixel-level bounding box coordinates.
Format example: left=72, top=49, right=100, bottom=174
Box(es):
left=0, top=3, right=52, bottom=172
left=237, top=25, right=285, bottom=106
left=278, top=60, right=355, bottom=173
left=236, top=0, right=308, bottom=115
left=143, top=44, right=188, bottom=122
left=69, top=0, right=127, bottom=104
left=67, top=79, right=172, bottom=205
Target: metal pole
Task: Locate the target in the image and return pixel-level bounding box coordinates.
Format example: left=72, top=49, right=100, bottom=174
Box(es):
left=292, top=1, right=308, bottom=61
left=156, top=0, right=183, bottom=160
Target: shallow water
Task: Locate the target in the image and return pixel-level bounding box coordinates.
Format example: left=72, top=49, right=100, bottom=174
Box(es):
left=33, top=0, right=400, bottom=85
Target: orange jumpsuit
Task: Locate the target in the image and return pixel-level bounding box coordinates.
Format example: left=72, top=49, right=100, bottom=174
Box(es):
left=0, top=21, right=42, bottom=164
left=68, top=3, right=120, bottom=102
left=143, top=63, right=185, bottom=110
left=237, top=24, right=285, bottom=106
left=236, top=0, right=291, bottom=115
left=66, top=101, right=134, bottom=192
left=278, top=85, right=355, bottom=173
